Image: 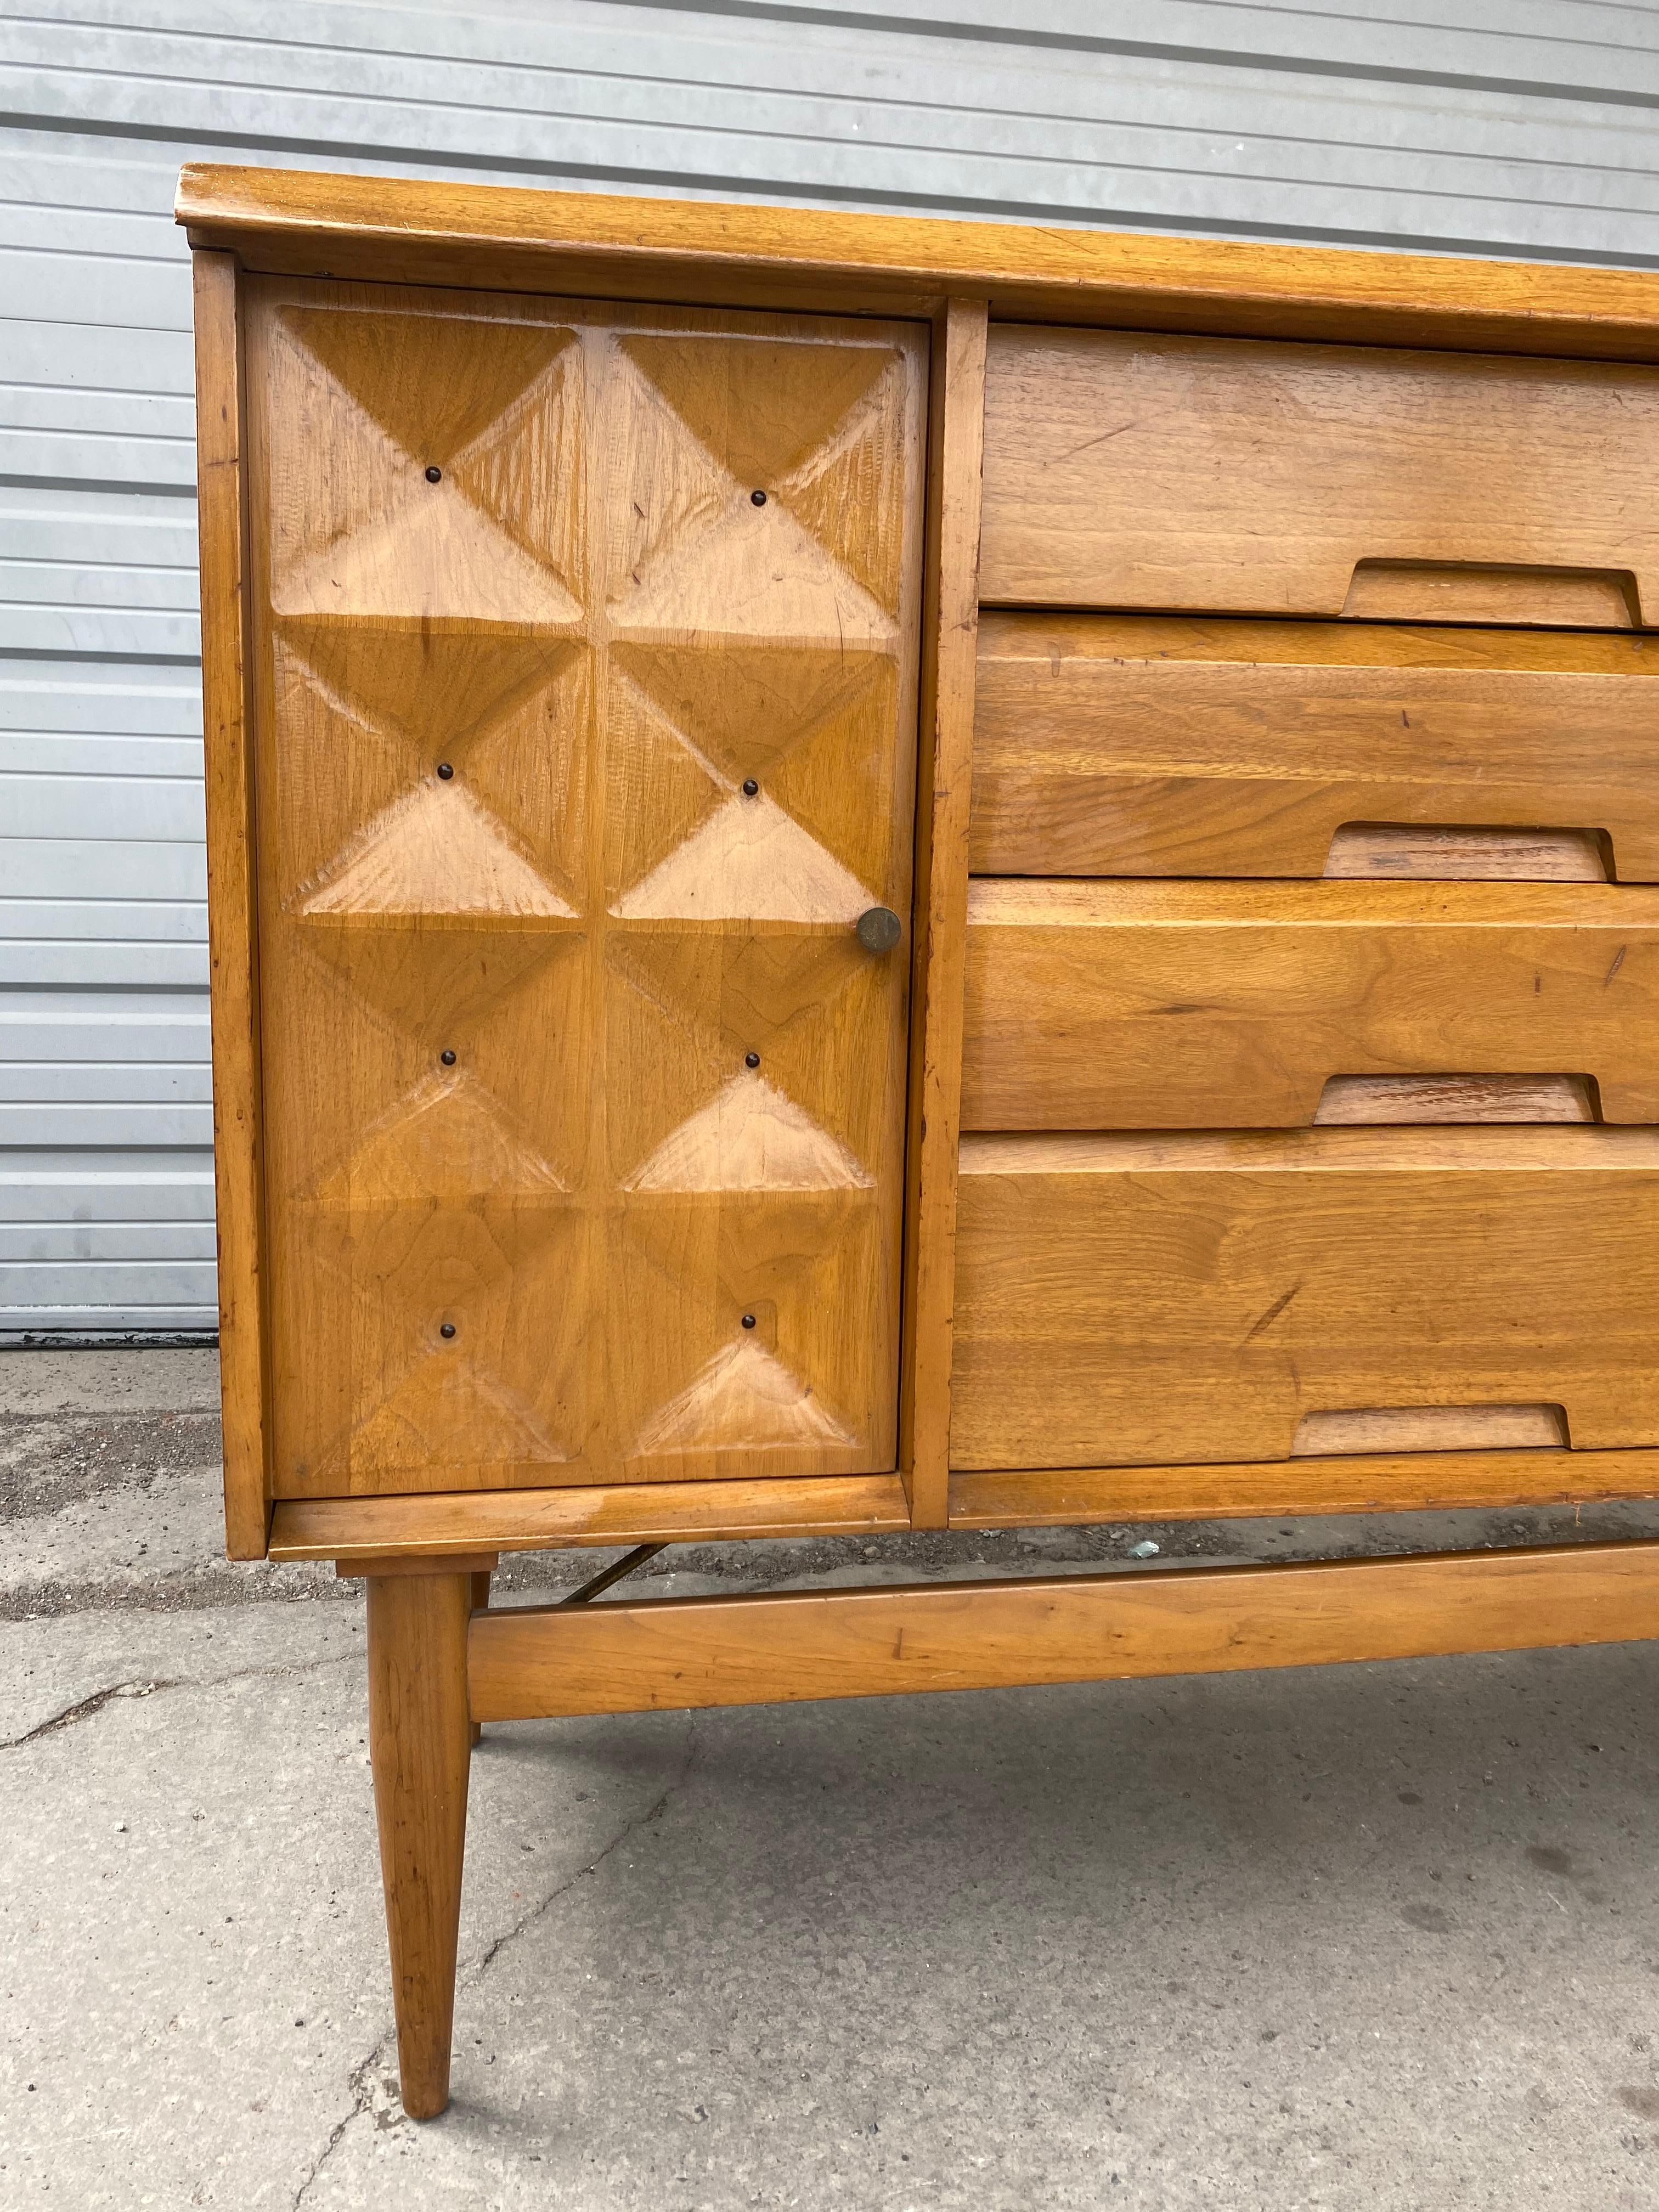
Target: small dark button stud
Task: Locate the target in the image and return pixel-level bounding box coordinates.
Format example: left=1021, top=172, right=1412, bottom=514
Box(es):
left=437, top=762, right=454, bottom=780
left=856, top=906, right=902, bottom=953
left=440, top=1049, right=456, bottom=1066
left=741, top=1312, right=757, bottom=1329
left=744, top=1051, right=760, bottom=1069
left=742, top=778, right=759, bottom=797
left=439, top=1322, right=456, bottom=1340
left=425, top=465, right=442, bottom=483
left=751, top=489, right=767, bottom=506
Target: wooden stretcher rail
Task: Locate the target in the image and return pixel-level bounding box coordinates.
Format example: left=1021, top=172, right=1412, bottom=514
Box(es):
left=467, top=1541, right=1659, bottom=1720
left=268, top=1472, right=913, bottom=1562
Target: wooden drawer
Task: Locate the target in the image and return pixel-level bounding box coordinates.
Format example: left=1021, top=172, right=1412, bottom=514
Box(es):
left=971, top=614, right=1659, bottom=879
left=950, top=1128, right=1659, bottom=1470
left=963, top=879, right=1659, bottom=1130
left=980, top=328, right=1659, bottom=621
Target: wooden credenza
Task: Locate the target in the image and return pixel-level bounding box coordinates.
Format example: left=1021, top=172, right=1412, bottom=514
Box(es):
left=181, top=164, right=1659, bottom=2117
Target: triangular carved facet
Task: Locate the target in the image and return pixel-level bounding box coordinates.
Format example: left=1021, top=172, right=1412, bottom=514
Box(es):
left=275, top=490, right=584, bottom=626
left=311, top=1071, right=566, bottom=1206
left=611, top=496, right=892, bottom=642
left=609, top=642, right=881, bottom=787
left=276, top=623, right=579, bottom=760
left=779, top=359, right=908, bottom=616
left=612, top=793, right=868, bottom=921
left=634, top=1335, right=854, bottom=1453
left=619, top=334, right=895, bottom=488
left=325, top=1351, right=570, bottom=1482
left=280, top=308, right=576, bottom=469
left=624, top=1070, right=871, bottom=1192
left=301, top=781, right=577, bottom=920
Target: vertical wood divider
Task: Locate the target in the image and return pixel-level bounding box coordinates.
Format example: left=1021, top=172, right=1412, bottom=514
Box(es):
left=901, top=297, right=988, bottom=1526
left=191, top=249, right=272, bottom=1560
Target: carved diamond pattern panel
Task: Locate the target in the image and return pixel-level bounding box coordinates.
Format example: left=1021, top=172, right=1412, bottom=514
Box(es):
left=247, top=280, right=923, bottom=1494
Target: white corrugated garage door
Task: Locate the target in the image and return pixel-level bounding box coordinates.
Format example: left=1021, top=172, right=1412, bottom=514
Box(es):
left=5, top=0, right=1659, bottom=1339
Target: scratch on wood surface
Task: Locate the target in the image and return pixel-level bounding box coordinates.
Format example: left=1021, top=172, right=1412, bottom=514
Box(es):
left=1243, top=1282, right=1302, bottom=1345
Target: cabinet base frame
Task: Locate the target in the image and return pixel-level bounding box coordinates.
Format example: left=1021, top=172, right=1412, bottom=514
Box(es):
left=466, top=1541, right=1659, bottom=1720
left=365, top=1539, right=1659, bottom=2120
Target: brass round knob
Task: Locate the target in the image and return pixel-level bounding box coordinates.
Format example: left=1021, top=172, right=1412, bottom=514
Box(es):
left=856, top=906, right=902, bottom=953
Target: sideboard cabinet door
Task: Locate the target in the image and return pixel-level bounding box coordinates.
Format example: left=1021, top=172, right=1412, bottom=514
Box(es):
left=241, top=279, right=926, bottom=1496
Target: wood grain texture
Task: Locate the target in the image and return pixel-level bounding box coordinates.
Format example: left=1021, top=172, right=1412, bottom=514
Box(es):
left=962, top=879, right=1659, bottom=1130
left=192, top=250, right=272, bottom=1561
left=970, top=615, right=1659, bottom=881
left=267, top=1471, right=912, bottom=1561
left=177, top=165, right=1659, bottom=363
left=1323, top=825, right=1610, bottom=881
left=952, top=1127, right=1659, bottom=1470
left=981, top=329, right=1659, bottom=619
left=241, top=278, right=924, bottom=1498
left=1341, top=562, right=1638, bottom=628
left=468, top=1543, right=1659, bottom=1719
left=1312, top=1074, right=1595, bottom=1125
left=900, top=299, right=986, bottom=1530
left=336, top=1551, right=499, bottom=1578
left=947, top=1447, right=1659, bottom=1528
left=1290, top=1405, right=1567, bottom=1454
left=366, top=1570, right=473, bottom=2120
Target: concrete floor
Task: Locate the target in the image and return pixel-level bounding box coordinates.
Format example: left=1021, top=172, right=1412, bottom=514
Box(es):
left=6, top=1350, right=1659, bottom=2209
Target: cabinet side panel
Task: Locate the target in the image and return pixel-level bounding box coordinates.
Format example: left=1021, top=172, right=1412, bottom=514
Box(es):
left=193, top=249, right=271, bottom=1559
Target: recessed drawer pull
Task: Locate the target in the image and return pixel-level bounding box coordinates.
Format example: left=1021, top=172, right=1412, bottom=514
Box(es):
left=1325, top=822, right=1610, bottom=881
left=1312, top=1074, right=1596, bottom=1125
left=1340, top=561, right=1639, bottom=629
left=1291, top=1405, right=1570, bottom=1456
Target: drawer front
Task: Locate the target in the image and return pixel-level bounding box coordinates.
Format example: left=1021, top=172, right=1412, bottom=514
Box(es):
left=951, top=1128, right=1659, bottom=1470
left=244, top=278, right=925, bottom=1496
left=972, top=614, right=1659, bottom=879
left=980, top=327, right=1659, bottom=619
left=963, top=879, right=1659, bottom=1129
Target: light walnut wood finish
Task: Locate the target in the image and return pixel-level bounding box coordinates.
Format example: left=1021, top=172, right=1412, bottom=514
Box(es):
left=268, top=1471, right=912, bottom=1561
left=962, top=879, right=1659, bottom=1130
left=952, top=1127, right=1659, bottom=1471
left=242, top=279, right=924, bottom=1498
left=191, top=251, right=272, bottom=1561
left=900, top=300, right=987, bottom=1528
left=971, top=616, right=1659, bottom=881
left=179, top=165, right=1659, bottom=364
left=980, top=328, right=1659, bottom=620
left=366, top=1570, right=473, bottom=2120
left=469, top=1543, right=1659, bottom=1719
left=1312, top=1074, right=1595, bottom=1125
left=948, top=1447, right=1659, bottom=1529
left=1323, top=825, right=1610, bottom=881
left=1290, top=1405, right=1568, bottom=1454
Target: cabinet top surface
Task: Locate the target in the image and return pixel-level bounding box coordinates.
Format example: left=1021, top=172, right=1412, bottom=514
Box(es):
left=178, top=163, right=1659, bottom=359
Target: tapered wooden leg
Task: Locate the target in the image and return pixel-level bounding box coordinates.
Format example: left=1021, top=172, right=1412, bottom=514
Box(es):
left=366, top=1570, right=473, bottom=2121
left=468, top=1571, right=492, bottom=1748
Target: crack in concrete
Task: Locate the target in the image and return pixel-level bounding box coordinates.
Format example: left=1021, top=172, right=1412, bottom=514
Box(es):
left=279, top=1729, right=700, bottom=2197
left=2, top=1675, right=185, bottom=1748
left=470, top=1714, right=701, bottom=1987
left=2, top=1649, right=358, bottom=1750
left=290, top=2041, right=390, bottom=2210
